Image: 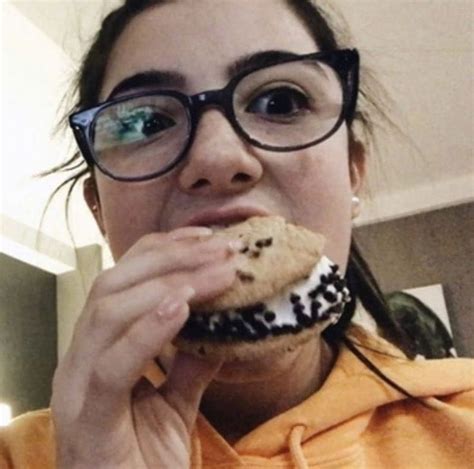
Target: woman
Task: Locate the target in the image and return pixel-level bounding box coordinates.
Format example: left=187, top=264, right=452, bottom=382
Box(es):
left=1, top=1, right=473, bottom=467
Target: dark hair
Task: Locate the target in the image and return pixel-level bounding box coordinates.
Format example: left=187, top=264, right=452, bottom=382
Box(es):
left=40, top=0, right=430, bottom=407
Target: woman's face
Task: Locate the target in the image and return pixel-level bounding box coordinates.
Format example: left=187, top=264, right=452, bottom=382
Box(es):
left=86, top=0, right=365, bottom=273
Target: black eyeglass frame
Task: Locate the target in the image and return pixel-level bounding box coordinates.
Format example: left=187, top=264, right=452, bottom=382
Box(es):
left=69, top=48, right=360, bottom=182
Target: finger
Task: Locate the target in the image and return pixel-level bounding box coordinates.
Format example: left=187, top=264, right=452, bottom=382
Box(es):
left=120, top=227, right=214, bottom=262
left=160, top=352, right=223, bottom=431
left=52, top=285, right=192, bottom=420
left=81, top=256, right=240, bottom=351
left=90, top=298, right=191, bottom=398
left=102, top=235, right=241, bottom=293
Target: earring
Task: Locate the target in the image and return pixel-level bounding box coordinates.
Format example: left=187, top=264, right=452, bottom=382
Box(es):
left=91, top=204, right=98, bottom=212
left=351, top=195, right=361, bottom=219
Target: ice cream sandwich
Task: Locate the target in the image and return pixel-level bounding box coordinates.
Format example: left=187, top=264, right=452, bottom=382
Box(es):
left=174, top=216, right=350, bottom=360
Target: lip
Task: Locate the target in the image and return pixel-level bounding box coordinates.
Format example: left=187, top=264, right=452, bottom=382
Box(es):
left=181, top=206, right=271, bottom=228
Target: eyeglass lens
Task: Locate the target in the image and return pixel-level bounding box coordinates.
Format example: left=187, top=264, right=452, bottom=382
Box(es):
left=91, top=59, right=344, bottom=179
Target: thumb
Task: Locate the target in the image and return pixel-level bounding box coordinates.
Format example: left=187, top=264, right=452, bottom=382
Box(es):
left=160, top=352, right=222, bottom=430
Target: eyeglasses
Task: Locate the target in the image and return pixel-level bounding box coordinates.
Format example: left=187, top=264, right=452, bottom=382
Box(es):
left=69, top=49, right=359, bottom=182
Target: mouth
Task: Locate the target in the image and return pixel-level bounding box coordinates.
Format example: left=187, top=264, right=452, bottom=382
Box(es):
left=182, top=207, right=270, bottom=230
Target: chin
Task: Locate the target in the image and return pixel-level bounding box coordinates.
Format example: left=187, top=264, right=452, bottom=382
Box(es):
left=211, top=341, right=309, bottom=384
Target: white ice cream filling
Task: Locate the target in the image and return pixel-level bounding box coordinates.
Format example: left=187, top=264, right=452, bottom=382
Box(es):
left=183, top=256, right=351, bottom=340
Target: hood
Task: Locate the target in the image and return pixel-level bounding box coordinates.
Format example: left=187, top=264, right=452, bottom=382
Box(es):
left=189, top=307, right=474, bottom=467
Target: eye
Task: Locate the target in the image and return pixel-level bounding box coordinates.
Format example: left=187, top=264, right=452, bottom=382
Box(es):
left=245, top=86, right=310, bottom=116
left=117, top=109, right=176, bottom=142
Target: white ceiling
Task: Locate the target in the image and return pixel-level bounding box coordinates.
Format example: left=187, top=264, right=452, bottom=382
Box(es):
left=7, top=0, right=474, bottom=226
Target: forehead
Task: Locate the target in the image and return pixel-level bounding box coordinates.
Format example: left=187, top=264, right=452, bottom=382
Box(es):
left=101, top=0, right=318, bottom=98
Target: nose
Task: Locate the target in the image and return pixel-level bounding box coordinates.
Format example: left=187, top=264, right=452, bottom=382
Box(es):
left=177, top=109, right=263, bottom=196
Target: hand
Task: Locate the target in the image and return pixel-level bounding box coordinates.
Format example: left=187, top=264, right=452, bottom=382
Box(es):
left=51, top=227, right=240, bottom=468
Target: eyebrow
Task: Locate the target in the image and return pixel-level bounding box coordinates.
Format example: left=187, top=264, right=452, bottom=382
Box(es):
left=107, top=50, right=303, bottom=100
left=107, top=71, right=186, bottom=99
left=227, top=50, right=301, bottom=77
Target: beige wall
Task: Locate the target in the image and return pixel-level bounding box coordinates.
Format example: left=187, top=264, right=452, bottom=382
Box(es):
left=354, top=202, right=474, bottom=357
left=57, top=245, right=102, bottom=360
left=1, top=1, right=104, bottom=255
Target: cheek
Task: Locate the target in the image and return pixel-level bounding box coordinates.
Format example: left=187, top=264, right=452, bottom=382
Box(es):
left=96, top=176, right=171, bottom=260
left=268, top=140, right=353, bottom=271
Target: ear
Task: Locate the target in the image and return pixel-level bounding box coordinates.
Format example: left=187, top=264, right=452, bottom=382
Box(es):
left=83, top=176, right=106, bottom=236
left=349, top=139, right=366, bottom=194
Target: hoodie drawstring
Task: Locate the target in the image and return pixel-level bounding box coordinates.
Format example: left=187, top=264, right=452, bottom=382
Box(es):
left=289, top=425, right=309, bottom=469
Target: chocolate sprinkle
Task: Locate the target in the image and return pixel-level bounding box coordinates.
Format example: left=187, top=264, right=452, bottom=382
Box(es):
left=237, top=270, right=255, bottom=282
left=250, top=319, right=270, bottom=337
left=293, top=303, right=305, bottom=315
left=311, top=301, right=322, bottom=319
left=264, top=311, right=276, bottom=322
left=181, top=261, right=349, bottom=342
left=255, top=237, right=273, bottom=248
left=323, top=290, right=337, bottom=303
left=296, top=312, right=312, bottom=327
left=290, top=293, right=301, bottom=304
left=320, top=274, right=330, bottom=284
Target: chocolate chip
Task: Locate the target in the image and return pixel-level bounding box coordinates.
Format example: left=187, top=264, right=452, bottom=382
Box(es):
left=249, top=319, right=270, bottom=337
left=308, top=284, right=326, bottom=299
left=250, top=250, right=261, bottom=258
left=220, top=316, right=234, bottom=336
left=330, top=264, right=339, bottom=273
left=296, top=312, right=312, bottom=327
left=239, top=246, right=249, bottom=254
left=212, top=322, right=225, bottom=336
left=271, top=326, right=286, bottom=336
left=264, top=311, right=276, bottom=322
left=237, top=270, right=255, bottom=282
left=320, top=274, right=330, bottom=284
left=323, top=290, right=337, bottom=303
left=319, top=310, right=330, bottom=320
left=227, top=319, right=248, bottom=337
left=293, top=303, right=305, bottom=315
left=290, top=293, right=301, bottom=304
left=236, top=302, right=265, bottom=319
left=255, top=238, right=273, bottom=249
left=273, top=325, right=294, bottom=336
left=264, top=237, right=273, bottom=247
left=255, top=237, right=273, bottom=248
left=311, top=301, right=322, bottom=319
left=327, top=273, right=338, bottom=283
left=246, top=331, right=260, bottom=341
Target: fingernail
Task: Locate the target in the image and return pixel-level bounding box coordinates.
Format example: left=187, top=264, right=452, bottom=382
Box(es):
left=181, top=286, right=196, bottom=301
left=157, top=287, right=195, bottom=319
left=157, top=299, right=183, bottom=319
left=170, top=227, right=213, bottom=241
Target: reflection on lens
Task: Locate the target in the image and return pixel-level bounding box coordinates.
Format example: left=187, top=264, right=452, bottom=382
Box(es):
left=92, top=95, right=190, bottom=179
left=234, top=59, right=343, bottom=148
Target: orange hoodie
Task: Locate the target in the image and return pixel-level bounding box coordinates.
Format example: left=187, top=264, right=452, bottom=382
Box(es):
left=1, top=324, right=473, bottom=468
